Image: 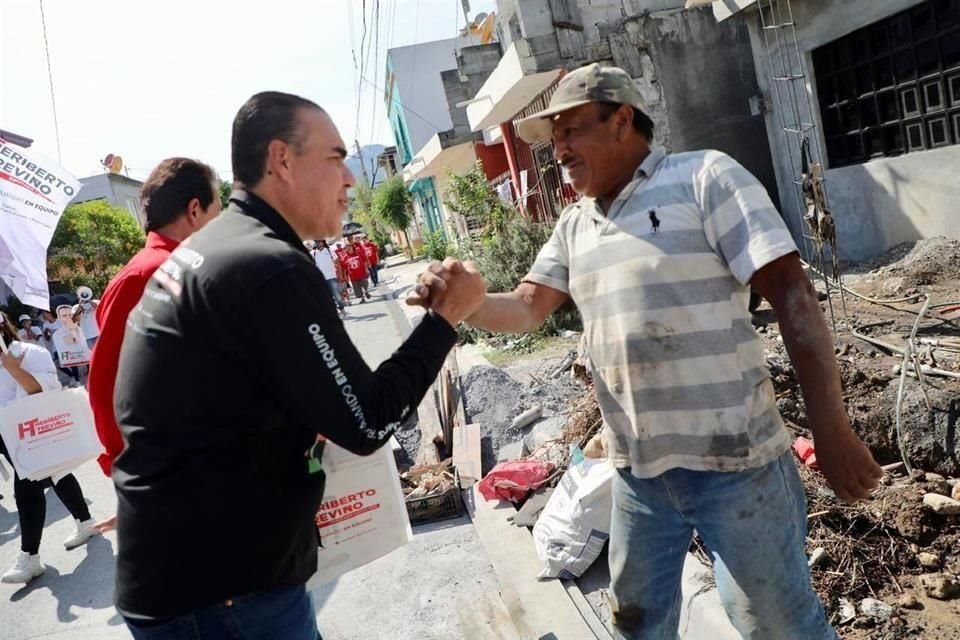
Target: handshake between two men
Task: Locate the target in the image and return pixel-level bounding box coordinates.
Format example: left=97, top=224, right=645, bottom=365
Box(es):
left=405, top=258, right=489, bottom=328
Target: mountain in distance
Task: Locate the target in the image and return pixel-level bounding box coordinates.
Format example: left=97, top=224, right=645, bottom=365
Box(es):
left=346, top=144, right=387, bottom=187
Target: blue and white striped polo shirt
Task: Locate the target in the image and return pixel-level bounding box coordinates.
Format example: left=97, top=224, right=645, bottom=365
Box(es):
left=526, top=147, right=798, bottom=478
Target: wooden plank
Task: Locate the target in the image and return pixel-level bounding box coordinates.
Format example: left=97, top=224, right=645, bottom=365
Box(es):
left=416, top=386, right=442, bottom=465
left=457, top=590, right=527, bottom=640
left=453, top=422, right=482, bottom=487
left=451, top=348, right=467, bottom=431
left=467, top=485, right=599, bottom=639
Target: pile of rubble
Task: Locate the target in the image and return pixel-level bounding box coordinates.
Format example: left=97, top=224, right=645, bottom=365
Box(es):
left=764, top=236, right=960, bottom=637
left=461, top=361, right=589, bottom=474
left=800, top=462, right=960, bottom=636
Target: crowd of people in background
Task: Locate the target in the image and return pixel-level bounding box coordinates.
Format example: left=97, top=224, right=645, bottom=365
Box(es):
left=12, top=292, right=100, bottom=388
left=305, top=233, right=383, bottom=315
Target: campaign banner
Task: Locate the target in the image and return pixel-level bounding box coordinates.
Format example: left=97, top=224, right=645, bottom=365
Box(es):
left=0, top=139, right=81, bottom=309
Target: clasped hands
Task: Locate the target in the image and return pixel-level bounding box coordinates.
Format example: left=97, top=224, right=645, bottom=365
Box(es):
left=406, top=258, right=487, bottom=327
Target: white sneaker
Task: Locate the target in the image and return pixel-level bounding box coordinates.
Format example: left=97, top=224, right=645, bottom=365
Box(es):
left=1, top=552, right=45, bottom=584
left=64, top=518, right=100, bottom=550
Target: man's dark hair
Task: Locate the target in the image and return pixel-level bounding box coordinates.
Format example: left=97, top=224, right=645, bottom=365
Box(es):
left=231, top=91, right=324, bottom=187
left=597, top=102, right=654, bottom=142
left=140, top=158, right=217, bottom=232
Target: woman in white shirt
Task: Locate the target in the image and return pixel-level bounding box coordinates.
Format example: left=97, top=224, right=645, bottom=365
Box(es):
left=16, top=315, right=43, bottom=345
left=0, top=312, right=100, bottom=584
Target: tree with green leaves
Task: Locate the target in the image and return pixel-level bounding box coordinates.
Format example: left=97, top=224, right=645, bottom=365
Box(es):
left=219, top=180, right=232, bottom=209
left=347, top=181, right=390, bottom=248
left=372, top=176, right=412, bottom=234
left=444, top=160, right=511, bottom=240
left=47, top=200, right=145, bottom=294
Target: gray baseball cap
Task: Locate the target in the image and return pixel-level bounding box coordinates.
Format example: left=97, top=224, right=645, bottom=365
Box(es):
left=516, top=63, right=647, bottom=145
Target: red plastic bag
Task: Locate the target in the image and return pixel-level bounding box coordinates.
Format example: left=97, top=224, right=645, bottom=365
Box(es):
left=478, top=460, right=555, bottom=502
left=792, top=436, right=819, bottom=470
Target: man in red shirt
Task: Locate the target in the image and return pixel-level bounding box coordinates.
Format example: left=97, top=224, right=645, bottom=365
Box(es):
left=340, top=241, right=371, bottom=302
left=88, top=158, right=221, bottom=531
left=358, top=235, right=381, bottom=286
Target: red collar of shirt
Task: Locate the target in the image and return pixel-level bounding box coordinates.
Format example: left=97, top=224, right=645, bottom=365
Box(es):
left=145, top=231, right=180, bottom=252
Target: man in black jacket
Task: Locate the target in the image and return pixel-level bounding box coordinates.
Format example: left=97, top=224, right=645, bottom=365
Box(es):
left=112, top=92, right=486, bottom=640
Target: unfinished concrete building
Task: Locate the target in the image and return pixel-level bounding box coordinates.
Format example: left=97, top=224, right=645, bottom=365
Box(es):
left=712, top=0, right=960, bottom=261
left=467, top=0, right=781, bottom=219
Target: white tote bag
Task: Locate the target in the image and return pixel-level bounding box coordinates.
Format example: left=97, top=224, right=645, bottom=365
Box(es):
left=307, top=440, right=412, bottom=587
left=0, top=387, right=101, bottom=481
left=533, top=457, right=615, bottom=579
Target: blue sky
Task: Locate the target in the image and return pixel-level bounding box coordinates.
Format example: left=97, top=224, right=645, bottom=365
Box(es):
left=1, top=0, right=497, bottom=182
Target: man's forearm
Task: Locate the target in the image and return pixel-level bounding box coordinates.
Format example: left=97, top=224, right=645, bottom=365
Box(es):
left=777, top=280, right=849, bottom=438
left=467, top=292, right=543, bottom=334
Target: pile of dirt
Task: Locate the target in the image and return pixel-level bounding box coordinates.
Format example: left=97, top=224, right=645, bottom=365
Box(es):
left=391, top=413, right=422, bottom=468
left=762, top=325, right=960, bottom=477
left=462, top=365, right=533, bottom=473
left=755, top=254, right=960, bottom=637
left=801, top=464, right=960, bottom=638
left=866, top=236, right=960, bottom=289
left=462, top=362, right=593, bottom=474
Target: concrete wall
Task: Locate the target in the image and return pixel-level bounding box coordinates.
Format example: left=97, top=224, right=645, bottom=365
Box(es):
left=72, top=174, right=145, bottom=227
left=495, top=0, right=687, bottom=73
left=388, top=39, right=461, bottom=157
left=737, top=0, right=960, bottom=260
left=475, top=141, right=511, bottom=178
left=442, top=44, right=503, bottom=138
left=599, top=6, right=780, bottom=204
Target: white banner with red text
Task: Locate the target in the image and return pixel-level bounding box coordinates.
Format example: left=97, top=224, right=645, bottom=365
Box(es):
left=0, top=139, right=81, bottom=309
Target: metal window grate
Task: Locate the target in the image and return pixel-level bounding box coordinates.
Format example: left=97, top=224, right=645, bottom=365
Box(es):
left=506, top=82, right=578, bottom=222
left=813, top=0, right=960, bottom=167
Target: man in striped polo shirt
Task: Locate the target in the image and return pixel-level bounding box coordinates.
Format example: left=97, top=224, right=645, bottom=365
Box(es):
left=413, top=64, right=882, bottom=639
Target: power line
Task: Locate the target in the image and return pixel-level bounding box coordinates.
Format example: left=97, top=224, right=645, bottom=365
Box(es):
left=367, top=0, right=382, bottom=145
left=373, top=0, right=397, bottom=145
left=387, top=0, right=398, bottom=50
left=360, top=75, right=446, bottom=132
left=38, top=0, right=62, bottom=164
left=362, top=0, right=376, bottom=82
left=359, top=0, right=368, bottom=72
left=411, top=0, right=421, bottom=82
left=350, top=2, right=365, bottom=141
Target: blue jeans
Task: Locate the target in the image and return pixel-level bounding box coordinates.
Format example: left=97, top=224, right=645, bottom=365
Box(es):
left=609, top=452, right=836, bottom=640
left=325, top=278, right=344, bottom=310
left=124, top=585, right=320, bottom=640
left=368, top=264, right=379, bottom=286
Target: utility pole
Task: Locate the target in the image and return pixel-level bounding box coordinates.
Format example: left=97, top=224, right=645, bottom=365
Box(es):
left=354, top=140, right=371, bottom=187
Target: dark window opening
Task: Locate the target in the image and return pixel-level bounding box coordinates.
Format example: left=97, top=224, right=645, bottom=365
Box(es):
left=814, top=0, right=960, bottom=167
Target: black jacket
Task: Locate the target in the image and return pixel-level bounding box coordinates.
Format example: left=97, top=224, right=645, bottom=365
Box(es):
left=113, top=190, right=456, bottom=619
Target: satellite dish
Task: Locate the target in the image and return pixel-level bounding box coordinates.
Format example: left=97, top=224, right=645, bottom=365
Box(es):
left=110, top=155, right=123, bottom=174
left=101, top=153, right=115, bottom=168
left=472, top=12, right=488, bottom=28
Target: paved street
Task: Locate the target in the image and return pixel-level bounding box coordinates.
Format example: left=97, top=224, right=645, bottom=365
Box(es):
left=0, top=260, right=498, bottom=640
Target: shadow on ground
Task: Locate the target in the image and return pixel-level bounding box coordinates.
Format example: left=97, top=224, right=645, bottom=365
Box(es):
left=10, top=535, right=116, bottom=623
left=0, top=488, right=91, bottom=548
left=344, top=312, right=388, bottom=323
